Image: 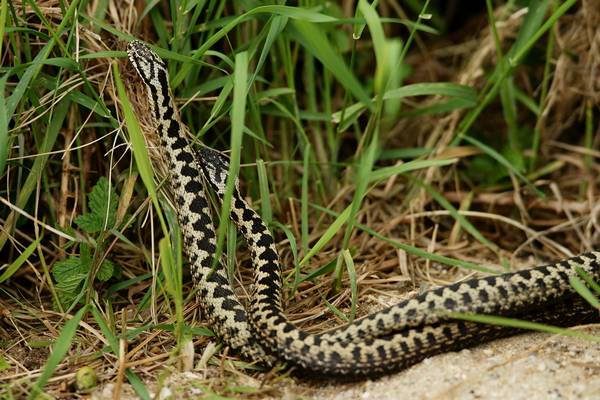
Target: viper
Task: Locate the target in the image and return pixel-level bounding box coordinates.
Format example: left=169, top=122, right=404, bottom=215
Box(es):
left=126, top=40, right=600, bottom=377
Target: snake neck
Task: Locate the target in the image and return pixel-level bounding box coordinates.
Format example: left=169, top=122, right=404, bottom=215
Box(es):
left=142, top=71, right=184, bottom=150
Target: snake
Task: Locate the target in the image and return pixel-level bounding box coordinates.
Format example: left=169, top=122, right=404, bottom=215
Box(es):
left=126, top=40, right=600, bottom=378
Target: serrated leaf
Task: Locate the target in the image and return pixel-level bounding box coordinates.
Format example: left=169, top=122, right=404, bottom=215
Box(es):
left=75, top=213, right=103, bottom=234
left=97, top=260, right=114, bottom=282
left=52, top=256, right=87, bottom=282
left=55, top=274, right=85, bottom=307
left=76, top=177, right=119, bottom=234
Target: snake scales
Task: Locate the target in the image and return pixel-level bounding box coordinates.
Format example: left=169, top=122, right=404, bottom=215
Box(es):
left=126, top=40, right=600, bottom=377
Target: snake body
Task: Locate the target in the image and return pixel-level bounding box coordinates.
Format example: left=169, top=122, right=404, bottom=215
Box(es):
left=127, top=41, right=600, bottom=377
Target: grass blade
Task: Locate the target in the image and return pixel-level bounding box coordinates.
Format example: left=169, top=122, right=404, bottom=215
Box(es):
left=289, top=19, right=372, bottom=109
left=90, top=305, right=119, bottom=355
left=113, top=61, right=169, bottom=236
left=126, top=369, right=151, bottom=400
left=256, top=159, right=273, bottom=224
left=113, top=62, right=158, bottom=212
left=570, top=276, right=600, bottom=309
left=213, top=51, right=248, bottom=269
left=0, top=236, right=41, bottom=283
left=0, top=74, right=7, bottom=176
left=341, top=249, right=358, bottom=322
left=575, top=266, right=600, bottom=296
left=307, top=201, right=496, bottom=274
left=384, top=82, right=477, bottom=102
left=29, top=305, right=89, bottom=398
left=416, top=178, right=498, bottom=252
left=0, top=99, right=70, bottom=251
left=300, top=205, right=351, bottom=267
left=448, top=312, right=600, bottom=343
left=369, top=158, right=457, bottom=182
left=462, top=134, right=544, bottom=197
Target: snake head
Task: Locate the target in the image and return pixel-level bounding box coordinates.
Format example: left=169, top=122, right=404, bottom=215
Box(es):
left=126, top=40, right=167, bottom=86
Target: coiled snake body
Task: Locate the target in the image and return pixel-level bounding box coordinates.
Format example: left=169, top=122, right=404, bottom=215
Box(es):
left=127, top=41, right=600, bottom=377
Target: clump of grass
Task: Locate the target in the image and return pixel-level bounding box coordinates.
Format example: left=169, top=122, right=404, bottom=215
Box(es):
left=1, top=0, right=599, bottom=397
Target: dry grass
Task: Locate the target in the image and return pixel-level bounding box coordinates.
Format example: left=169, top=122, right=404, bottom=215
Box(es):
left=1, top=1, right=599, bottom=398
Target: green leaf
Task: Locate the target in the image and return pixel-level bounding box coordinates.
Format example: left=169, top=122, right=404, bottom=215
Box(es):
left=0, top=99, right=70, bottom=251
left=52, top=256, right=87, bottom=282
left=358, top=0, right=387, bottom=93
left=52, top=254, right=90, bottom=308
left=575, top=266, right=600, bottom=296
left=341, top=250, right=358, bottom=322
left=0, top=356, right=9, bottom=372
left=74, top=213, right=103, bottom=234
left=75, top=177, right=118, bottom=233
left=463, top=134, right=543, bottom=197
left=55, top=276, right=85, bottom=307
left=332, top=83, right=477, bottom=126
left=97, top=260, right=115, bottom=282
left=88, top=177, right=118, bottom=228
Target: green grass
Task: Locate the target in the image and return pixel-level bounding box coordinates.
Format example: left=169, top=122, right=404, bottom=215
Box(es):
left=1, top=0, right=598, bottom=397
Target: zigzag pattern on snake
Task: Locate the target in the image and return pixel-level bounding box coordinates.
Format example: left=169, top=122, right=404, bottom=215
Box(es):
left=126, top=40, right=600, bottom=377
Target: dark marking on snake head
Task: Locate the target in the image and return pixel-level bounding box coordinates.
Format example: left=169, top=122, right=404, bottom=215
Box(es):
left=242, top=208, right=254, bottom=221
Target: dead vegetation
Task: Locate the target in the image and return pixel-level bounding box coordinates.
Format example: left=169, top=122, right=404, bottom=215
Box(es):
left=0, top=1, right=599, bottom=398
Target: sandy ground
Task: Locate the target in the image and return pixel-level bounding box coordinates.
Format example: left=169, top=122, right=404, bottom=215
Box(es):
left=94, top=325, right=600, bottom=399
left=311, top=326, right=600, bottom=400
